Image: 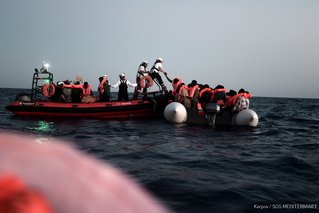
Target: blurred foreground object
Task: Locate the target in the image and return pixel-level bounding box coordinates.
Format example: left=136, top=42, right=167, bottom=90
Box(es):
left=0, top=133, right=170, bottom=213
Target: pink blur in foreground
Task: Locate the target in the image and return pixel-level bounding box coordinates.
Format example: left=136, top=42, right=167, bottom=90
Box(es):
left=0, top=133, right=171, bottom=213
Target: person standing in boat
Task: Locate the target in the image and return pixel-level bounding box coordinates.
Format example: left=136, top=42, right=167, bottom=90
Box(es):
left=149, top=58, right=168, bottom=94
left=98, top=75, right=111, bottom=102
left=133, top=61, right=149, bottom=99
left=112, top=73, right=137, bottom=101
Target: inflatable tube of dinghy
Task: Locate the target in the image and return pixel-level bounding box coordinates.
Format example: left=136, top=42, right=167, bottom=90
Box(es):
left=164, top=102, right=187, bottom=123
left=232, top=109, right=259, bottom=127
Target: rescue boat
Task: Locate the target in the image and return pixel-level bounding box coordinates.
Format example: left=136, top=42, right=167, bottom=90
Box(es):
left=5, top=64, right=167, bottom=119
left=5, top=99, right=159, bottom=119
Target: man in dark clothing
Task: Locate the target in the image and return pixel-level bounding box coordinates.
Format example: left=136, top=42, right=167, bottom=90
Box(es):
left=112, top=73, right=137, bottom=101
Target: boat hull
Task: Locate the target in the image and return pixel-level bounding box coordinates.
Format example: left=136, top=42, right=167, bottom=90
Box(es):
left=5, top=100, right=156, bottom=119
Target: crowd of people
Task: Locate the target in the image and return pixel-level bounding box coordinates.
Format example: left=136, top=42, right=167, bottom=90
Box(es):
left=48, top=57, right=252, bottom=113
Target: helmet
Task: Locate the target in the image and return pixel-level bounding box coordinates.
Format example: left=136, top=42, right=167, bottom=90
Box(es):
left=142, top=61, right=148, bottom=66
left=119, top=72, right=125, bottom=78
left=156, top=57, right=163, bottom=62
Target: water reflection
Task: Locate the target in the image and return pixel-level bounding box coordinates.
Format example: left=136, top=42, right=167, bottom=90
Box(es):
left=27, top=121, right=55, bottom=134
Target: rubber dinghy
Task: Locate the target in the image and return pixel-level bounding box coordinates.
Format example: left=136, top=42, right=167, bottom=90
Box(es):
left=164, top=102, right=259, bottom=127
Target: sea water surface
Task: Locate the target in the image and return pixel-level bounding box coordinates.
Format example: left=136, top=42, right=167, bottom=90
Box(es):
left=1, top=88, right=319, bottom=212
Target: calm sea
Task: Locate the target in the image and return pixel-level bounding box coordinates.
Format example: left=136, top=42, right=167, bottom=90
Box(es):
left=1, top=88, right=319, bottom=213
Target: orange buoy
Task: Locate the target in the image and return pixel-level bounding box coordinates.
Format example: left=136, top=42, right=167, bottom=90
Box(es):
left=139, top=75, right=154, bottom=88
left=42, top=83, right=55, bottom=98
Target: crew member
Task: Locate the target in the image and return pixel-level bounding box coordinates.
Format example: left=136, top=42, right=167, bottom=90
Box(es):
left=112, top=73, right=137, bottom=101
left=133, top=61, right=149, bottom=99
left=149, top=58, right=168, bottom=94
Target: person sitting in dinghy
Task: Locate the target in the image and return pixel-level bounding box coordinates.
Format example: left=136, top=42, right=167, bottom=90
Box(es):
left=210, top=85, right=227, bottom=107
left=232, top=88, right=251, bottom=112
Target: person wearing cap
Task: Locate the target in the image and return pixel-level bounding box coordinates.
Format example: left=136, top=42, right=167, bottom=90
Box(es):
left=98, top=75, right=111, bottom=102
left=112, top=73, right=137, bottom=101
left=133, top=61, right=149, bottom=99
left=149, top=58, right=168, bottom=94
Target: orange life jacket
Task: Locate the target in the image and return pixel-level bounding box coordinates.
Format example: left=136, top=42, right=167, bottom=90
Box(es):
left=231, top=93, right=245, bottom=106
left=188, top=85, right=199, bottom=98
left=244, top=92, right=252, bottom=99
left=83, top=84, right=92, bottom=96
left=214, top=88, right=227, bottom=94
left=210, top=88, right=227, bottom=103
left=172, top=78, right=182, bottom=95
left=178, top=84, right=188, bottom=102
left=72, top=84, right=83, bottom=89
left=63, top=84, right=73, bottom=89
left=98, top=78, right=107, bottom=94
left=199, top=87, right=212, bottom=98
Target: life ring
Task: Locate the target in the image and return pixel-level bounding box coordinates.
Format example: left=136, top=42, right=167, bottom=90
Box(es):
left=140, top=75, right=154, bottom=88
left=42, top=83, right=55, bottom=97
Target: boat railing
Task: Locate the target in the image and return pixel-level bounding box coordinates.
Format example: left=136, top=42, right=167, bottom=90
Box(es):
left=30, top=69, right=54, bottom=101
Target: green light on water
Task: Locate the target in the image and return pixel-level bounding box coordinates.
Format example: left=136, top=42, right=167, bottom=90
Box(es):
left=28, top=121, right=53, bottom=133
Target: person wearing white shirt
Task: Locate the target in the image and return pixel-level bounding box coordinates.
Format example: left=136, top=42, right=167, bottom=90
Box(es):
left=149, top=58, right=168, bottom=94
left=133, top=61, right=149, bottom=99
left=112, top=73, right=137, bottom=101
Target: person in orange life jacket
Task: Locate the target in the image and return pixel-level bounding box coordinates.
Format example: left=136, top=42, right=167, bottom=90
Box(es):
left=149, top=58, right=168, bottom=94
left=187, top=80, right=200, bottom=109
left=82, top=82, right=93, bottom=96
left=232, top=88, right=250, bottom=112
left=221, top=89, right=237, bottom=113
left=71, top=81, right=83, bottom=103
left=244, top=90, right=252, bottom=99
left=112, top=73, right=137, bottom=101
left=165, top=77, right=182, bottom=101
left=198, top=84, right=213, bottom=106
left=50, top=81, right=66, bottom=102
left=211, top=85, right=227, bottom=106
left=98, top=75, right=111, bottom=102
left=177, top=83, right=189, bottom=106
left=133, top=61, right=149, bottom=99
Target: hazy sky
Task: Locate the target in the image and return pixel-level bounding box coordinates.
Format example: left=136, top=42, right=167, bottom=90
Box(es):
left=1, top=0, right=318, bottom=98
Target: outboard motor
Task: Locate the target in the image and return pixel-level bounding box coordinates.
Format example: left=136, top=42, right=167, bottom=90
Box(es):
left=205, top=103, right=220, bottom=126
